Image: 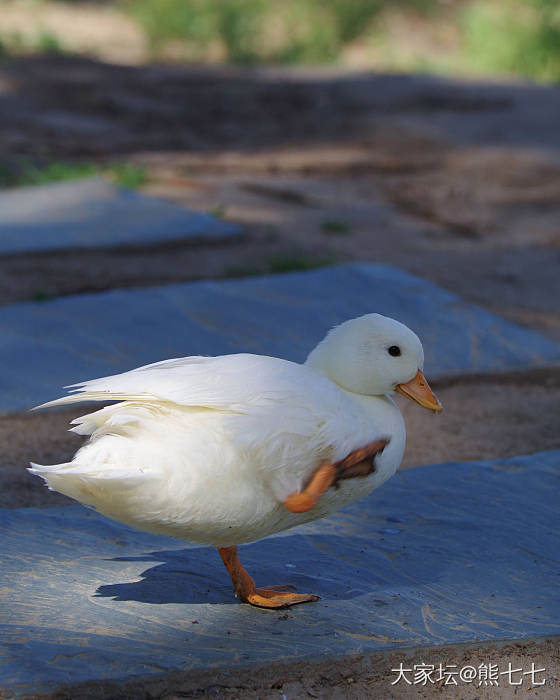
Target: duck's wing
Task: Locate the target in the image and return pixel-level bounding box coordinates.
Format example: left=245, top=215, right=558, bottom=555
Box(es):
left=35, top=354, right=256, bottom=410
left=36, top=353, right=368, bottom=462
left=35, top=354, right=336, bottom=413
left=33, top=354, right=382, bottom=502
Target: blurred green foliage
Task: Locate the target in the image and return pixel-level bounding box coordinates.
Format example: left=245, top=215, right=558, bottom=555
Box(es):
left=127, top=0, right=260, bottom=62
left=0, top=0, right=558, bottom=83
left=0, top=29, right=65, bottom=58
left=35, top=31, right=64, bottom=54
left=127, top=0, right=393, bottom=64
left=462, top=0, right=560, bottom=82
left=125, top=0, right=560, bottom=82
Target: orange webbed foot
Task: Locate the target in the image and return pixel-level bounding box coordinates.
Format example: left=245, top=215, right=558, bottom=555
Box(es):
left=217, top=546, right=320, bottom=609
left=247, top=588, right=320, bottom=609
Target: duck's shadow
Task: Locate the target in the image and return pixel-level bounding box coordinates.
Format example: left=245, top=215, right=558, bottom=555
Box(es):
left=95, top=532, right=435, bottom=606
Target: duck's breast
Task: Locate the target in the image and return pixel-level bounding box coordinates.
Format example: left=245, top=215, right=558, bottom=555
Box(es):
left=279, top=393, right=406, bottom=524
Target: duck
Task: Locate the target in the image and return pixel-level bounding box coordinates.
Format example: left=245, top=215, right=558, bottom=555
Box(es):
left=30, top=313, right=441, bottom=609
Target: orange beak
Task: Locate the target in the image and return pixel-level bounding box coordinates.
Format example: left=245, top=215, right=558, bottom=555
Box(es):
left=395, top=369, right=442, bottom=412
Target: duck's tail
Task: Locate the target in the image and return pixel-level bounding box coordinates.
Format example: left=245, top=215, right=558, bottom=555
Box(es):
left=28, top=461, right=94, bottom=505
left=28, top=461, right=70, bottom=480
left=28, top=455, right=148, bottom=507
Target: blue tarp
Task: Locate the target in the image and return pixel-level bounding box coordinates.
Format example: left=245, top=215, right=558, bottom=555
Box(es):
left=2, top=450, right=559, bottom=697
left=0, top=177, right=240, bottom=254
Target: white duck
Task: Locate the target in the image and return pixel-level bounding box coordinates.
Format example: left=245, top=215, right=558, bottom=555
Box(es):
left=30, top=314, right=441, bottom=608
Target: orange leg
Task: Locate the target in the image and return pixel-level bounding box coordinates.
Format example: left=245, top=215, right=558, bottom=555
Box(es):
left=217, top=546, right=320, bottom=609
left=284, top=438, right=389, bottom=514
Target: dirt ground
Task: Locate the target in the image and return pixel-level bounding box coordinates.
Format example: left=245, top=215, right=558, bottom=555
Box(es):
left=2, top=54, right=560, bottom=698
left=2, top=56, right=560, bottom=342
left=32, top=638, right=560, bottom=699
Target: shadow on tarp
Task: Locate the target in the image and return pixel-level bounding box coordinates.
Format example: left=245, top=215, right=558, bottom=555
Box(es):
left=95, top=530, right=444, bottom=605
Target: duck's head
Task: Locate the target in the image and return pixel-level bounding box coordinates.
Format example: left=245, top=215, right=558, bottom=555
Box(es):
left=305, top=313, right=442, bottom=411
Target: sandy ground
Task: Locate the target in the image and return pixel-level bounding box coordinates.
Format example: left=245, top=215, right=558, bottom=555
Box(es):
left=1, top=55, right=560, bottom=698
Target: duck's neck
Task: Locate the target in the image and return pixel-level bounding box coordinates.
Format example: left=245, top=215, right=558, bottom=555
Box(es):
left=341, top=387, right=396, bottom=409
left=304, top=341, right=331, bottom=374
left=304, top=351, right=387, bottom=399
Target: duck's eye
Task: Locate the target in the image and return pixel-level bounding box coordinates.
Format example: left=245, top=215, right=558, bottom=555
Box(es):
left=388, top=345, right=401, bottom=357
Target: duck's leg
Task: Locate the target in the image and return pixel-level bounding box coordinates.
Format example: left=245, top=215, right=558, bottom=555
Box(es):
left=217, top=546, right=320, bottom=609
left=284, top=438, right=389, bottom=513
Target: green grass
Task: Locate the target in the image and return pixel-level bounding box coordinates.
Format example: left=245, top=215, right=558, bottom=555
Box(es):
left=14, top=162, right=99, bottom=187
left=32, top=290, right=56, bottom=303
left=321, top=219, right=350, bottom=235
left=0, top=161, right=148, bottom=190
left=208, top=204, right=227, bottom=219
left=109, top=163, right=149, bottom=189
left=224, top=264, right=261, bottom=277
left=267, top=253, right=337, bottom=273
left=225, top=253, right=337, bottom=279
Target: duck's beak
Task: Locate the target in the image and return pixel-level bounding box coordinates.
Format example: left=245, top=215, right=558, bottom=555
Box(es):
left=395, top=369, right=442, bottom=412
